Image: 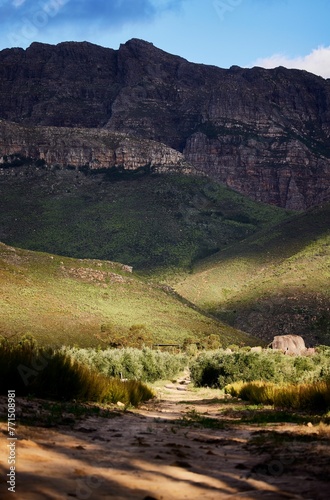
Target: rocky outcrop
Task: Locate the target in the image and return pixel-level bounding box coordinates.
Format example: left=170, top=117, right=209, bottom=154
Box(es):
left=0, top=120, right=196, bottom=175
left=1, top=39, right=330, bottom=208
left=269, top=334, right=306, bottom=355
left=184, top=131, right=330, bottom=209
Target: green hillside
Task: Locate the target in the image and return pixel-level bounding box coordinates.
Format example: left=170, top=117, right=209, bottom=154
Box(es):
left=0, top=242, right=256, bottom=348
left=0, top=168, right=290, bottom=271
left=4, top=165, right=326, bottom=348
left=175, top=203, right=330, bottom=346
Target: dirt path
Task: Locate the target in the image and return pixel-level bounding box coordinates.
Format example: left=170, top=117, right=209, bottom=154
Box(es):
left=1, top=373, right=329, bottom=499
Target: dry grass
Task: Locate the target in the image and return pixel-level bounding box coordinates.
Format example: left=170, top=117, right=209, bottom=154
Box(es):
left=0, top=342, right=154, bottom=406
left=225, top=379, right=330, bottom=413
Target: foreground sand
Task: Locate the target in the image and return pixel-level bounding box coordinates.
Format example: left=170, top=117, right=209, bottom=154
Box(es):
left=1, top=377, right=329, bottom=499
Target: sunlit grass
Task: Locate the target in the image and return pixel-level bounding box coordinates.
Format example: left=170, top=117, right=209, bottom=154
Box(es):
left=0, top=243, right=251, bottom=347
left=175, top=204, right=330, bottom=344
left=0, top=342, right=154, bottom=406
left=225, top=379, right=330, bottom=413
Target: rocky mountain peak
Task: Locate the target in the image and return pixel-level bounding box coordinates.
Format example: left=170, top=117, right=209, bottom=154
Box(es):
left=120, top=38, right=155, bottom=50
left=0, top=39, right=330, bottom=209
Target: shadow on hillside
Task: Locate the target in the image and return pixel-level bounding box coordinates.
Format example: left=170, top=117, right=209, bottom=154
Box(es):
left=193, top=203, right=330, bottom=273
left=216, top=289, right=330, bottom=346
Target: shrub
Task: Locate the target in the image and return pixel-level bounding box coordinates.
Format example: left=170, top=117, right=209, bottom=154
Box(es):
left=62, top=346, right=187, bottom=382
left=190, top=350, right=282, bottom=388
left=190, top=348, right=330, bottom=388
left=0, top=343, right=154, bottom=405
left=199, top=334, right=222, bottom=350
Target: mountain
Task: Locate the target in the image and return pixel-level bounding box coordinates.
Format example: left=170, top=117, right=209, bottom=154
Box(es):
left=1, top=39, right=329, bottom=347
left=174, top=203, right=330, bottom=346
left=1, top=39, right=330, bottom=209
left=0, top=242, right=254, bottom=348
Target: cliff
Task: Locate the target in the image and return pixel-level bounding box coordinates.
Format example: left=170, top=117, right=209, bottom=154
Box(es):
left=0, top=120, right=195, bottom=175
left=1, top=39, right=330, bottom=209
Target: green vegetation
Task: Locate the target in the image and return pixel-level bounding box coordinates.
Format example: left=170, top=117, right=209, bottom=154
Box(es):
left=15, top=400, right=120, bottom=428
left=0, top=169, right=290, bottom=271
left=175, top=202, right=330, bottom=345
left=189, top=347, right=330, bottom=388
left=1, top=164, right=329, bottom=351
left=0, top=242, right=254, bottom=347
left=225, top=380, right=330, bottom=413
left=0, top=341, right=154, bottom=405
left=174, top=385, right=330, bottom=429
left=62, top=346, right=187, bottom=382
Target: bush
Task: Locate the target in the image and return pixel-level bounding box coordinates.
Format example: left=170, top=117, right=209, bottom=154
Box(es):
left=62, top=346, right=187, bottom=382
left=190, top=350, right=282, bottom=388
left=190, top=348, right=330, bottom=388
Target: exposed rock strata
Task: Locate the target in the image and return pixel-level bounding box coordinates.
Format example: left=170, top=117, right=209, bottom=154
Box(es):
left=1, top=39, right=330, bottom=208
left=0, top=120, right=196, bottom=175
left=184, top=131, right=330, bottom=209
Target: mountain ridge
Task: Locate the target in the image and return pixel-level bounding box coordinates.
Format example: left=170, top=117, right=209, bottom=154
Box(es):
left=1, top=39, right=330, bottom=209
left=0, top=39, right=329, bottom=347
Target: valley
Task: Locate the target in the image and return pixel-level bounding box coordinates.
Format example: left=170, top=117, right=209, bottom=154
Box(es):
left=0, top=37, right=330, bottom=500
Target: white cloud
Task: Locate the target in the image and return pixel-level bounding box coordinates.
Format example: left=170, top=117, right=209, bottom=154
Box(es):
left=253, top=46, right=330, bottom=79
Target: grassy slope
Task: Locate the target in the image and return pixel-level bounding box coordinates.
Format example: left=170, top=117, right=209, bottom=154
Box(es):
left=0, top=168, right=290, bottom=271
left=175, top=203, right=330, bottom=345
left=0, top=242, right=256, bottom=348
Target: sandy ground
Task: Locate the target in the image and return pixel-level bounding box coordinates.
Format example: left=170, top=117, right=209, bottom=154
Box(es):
left=1, top=374, right=329, bottom=500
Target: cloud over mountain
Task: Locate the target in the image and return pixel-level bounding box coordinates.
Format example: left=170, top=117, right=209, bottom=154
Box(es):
left=254, top=46, right=330, bottom=79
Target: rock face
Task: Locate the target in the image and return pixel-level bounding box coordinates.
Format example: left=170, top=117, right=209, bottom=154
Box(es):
left=0, top=120, right=196, bottom=175
left=1, top=39, right=330, bottom=209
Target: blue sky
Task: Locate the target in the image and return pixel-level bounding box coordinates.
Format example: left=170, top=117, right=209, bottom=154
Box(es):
left=0, top=0, right=329, bottom=77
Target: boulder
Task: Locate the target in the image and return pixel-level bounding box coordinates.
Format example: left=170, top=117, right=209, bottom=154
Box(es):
left=270, top=335, right=306, bottom=355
